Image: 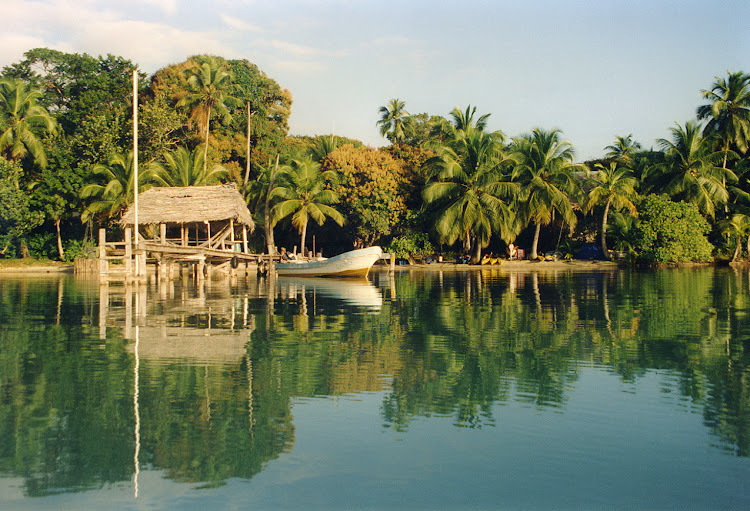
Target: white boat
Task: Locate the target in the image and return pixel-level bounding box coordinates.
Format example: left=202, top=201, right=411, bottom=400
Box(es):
left=275, top=246, right=383, bottom=278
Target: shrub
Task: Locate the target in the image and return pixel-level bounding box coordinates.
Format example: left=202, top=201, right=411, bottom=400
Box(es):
left=632, top=195, right=713, bottom=263
left=386, top=233, right=434, bottom=259
left=63, top=239, right=97, bottom=262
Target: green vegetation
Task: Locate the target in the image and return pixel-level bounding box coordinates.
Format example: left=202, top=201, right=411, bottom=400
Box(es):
left=0, top=47, right=749, bottom=264
left=632, top=194, right=714, bottom=263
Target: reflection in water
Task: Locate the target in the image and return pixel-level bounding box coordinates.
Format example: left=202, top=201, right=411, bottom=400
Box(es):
left=277, top=276, right=383, bottom=310
left=0, top=268, right=749, bottom=506
left=133, top=324, right=140, bottom=499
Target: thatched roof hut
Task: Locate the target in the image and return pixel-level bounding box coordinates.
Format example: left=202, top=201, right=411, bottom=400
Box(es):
left=120, top=184, right=254, bottom=230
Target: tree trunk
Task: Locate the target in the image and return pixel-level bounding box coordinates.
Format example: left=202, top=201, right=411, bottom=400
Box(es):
left=243, top=105, right=255, bottom=191
left=463, top=231, right=471, bottom=254
left=723, top=139, right=729, bottom=213
left=55, top=218, right=64, bottom=260
left=530, top=223, right=541, bottom=260
left=732, top=235, right=741, bottom=262
left=300, top=222, right=307, bottom=258
left=203, top=105, right=211, bottom=174
left=602, top=198, right=612, bottom=260
left=473, top=240, right=482, bottom=264
left=264, top=154, right=279, bottom=255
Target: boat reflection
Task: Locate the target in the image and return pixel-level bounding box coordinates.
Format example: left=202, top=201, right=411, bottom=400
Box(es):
left=276, top=276, right=383, bottom=311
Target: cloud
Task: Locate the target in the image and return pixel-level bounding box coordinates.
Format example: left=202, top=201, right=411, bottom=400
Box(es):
left=0, top=34, right=47, bottom=69
left=219, top=13, right=263, bottom=33
left=0, top=1, right=241, bottom=72
left=263, top=39, right=350, bottom=59
left=135, top=0, right=178, bottom=15
left=73, top=20, right=239, bottom=72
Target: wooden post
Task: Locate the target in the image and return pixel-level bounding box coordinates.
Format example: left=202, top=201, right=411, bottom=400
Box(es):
left=181, top=224, right=186, bottom=247
left=197, top=256, right=206, bottom=281
left=230, top=218, right=235, bottom=249
left=124, top=227, right=132, bottom=277
left=160, top=223, right=166, bottom=245
left=98, top=283, right=107, bottom=339
left=98, top=228, right=108, bottom=276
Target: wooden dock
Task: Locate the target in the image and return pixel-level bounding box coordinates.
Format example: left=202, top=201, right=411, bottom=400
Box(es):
left=78, top=227, right=271, bottom=282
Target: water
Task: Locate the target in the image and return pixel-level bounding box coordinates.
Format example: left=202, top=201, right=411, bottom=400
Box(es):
left=1, top=267, right=749, bottom=510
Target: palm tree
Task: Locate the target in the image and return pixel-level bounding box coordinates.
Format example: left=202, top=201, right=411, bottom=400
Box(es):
left=510, top=129, right=583, bottom=260
left=448, top=105, right=491, bottom=132
left=584, top=162, right=638, bottom=260
left=270, top=155, right=344, bottom=254
left=0, top=78, right=55, bottom=167
left=719, top=214, right=750, bottom=261
left=310, top=134, right=339, bottom=162
left=80, top=151, right=160, bottom=222
left=176, top=56, right=240, bottom=173
left=697, top=71, right=750, bottom=170
left=152, top=146, right=227, bottom=187
left=423, top=126, right=516, bottom=262
left=604, top=134, right=642, bottom=165
left=656, top=121, right=733, bottom=218
left=377, top=98, right=409, bottom=144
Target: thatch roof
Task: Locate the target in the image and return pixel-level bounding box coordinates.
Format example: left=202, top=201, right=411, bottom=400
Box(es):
left=120, top=184, right=254, bottom=229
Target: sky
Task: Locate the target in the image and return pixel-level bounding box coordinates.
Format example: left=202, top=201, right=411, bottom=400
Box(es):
left=1, top=0, right=748, bottom=161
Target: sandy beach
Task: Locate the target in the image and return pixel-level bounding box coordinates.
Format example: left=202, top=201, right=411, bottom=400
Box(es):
left=381, top=259, right=621, bottom=272
left=0, top=258, right=626, bottom=277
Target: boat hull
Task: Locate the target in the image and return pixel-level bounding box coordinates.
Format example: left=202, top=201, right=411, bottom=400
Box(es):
left=275, top=246, right=382, bottom=278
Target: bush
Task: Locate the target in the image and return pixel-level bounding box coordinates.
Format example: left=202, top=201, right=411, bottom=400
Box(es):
left=63, top=239, right=97, bottom=262
left=632, top=195, right=713, bottom=263
left=26, top=232, right=57, bottom=259
left=385, top=233, right=434, bottom=259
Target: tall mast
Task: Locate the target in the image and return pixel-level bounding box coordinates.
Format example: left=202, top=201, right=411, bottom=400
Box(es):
left=132, top=69, right=139, bottom=276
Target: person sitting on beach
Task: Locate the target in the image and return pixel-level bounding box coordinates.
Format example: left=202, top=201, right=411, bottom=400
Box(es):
left=507, top=243, right=517, bottom=260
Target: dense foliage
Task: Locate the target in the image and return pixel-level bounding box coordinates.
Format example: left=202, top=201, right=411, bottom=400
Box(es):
left=0, top=47, right=749, bottom=264
left=632, top=195, right=714, bottom=262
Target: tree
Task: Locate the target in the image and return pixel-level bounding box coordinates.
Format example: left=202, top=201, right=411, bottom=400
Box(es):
left=0, top=158, right=43, bottom=256
left=321, top=144, right=407, bottom=247
left=225, top=59, right=292, bottom=179
left=400, top=113, right=447, bottom=146
left=697, top=71, right=750, bottom=171
left=584, top=162, right=638, bottom=260
left=175, top=56, right=240, bottom=174
left=655, top=121, right=732, bottom=218
left=719, top=214, right=750, bottom=261
left=423, top=126, right=516, bottom=261
left=152, top=146, right=227, bottom=187
left=79, top=151, right=160, bottom=223
left=377, top=98, right=409, bottom=144
left=137, top=92, right=185, bottom=164
left=270, top=155, right=343, bottom=254
left=0, top=78, right=55, bottom=167
left=510, top=129, right=582, bottom=259
left=632, top=194, right=713, bottom=263
left=448, top=105, right=491, bottom=132
left=604, top=134, right=642, bottom=165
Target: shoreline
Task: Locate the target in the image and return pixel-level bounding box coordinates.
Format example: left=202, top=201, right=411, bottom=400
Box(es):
left=378, top=259, right=621, bottom=272
left=1, top=257, right=736, bottom=277
left=0, top=264, right=74, bottom=275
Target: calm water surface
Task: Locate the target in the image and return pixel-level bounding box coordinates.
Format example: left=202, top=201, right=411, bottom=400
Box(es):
left=1, top=267, right=749, bottom=510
